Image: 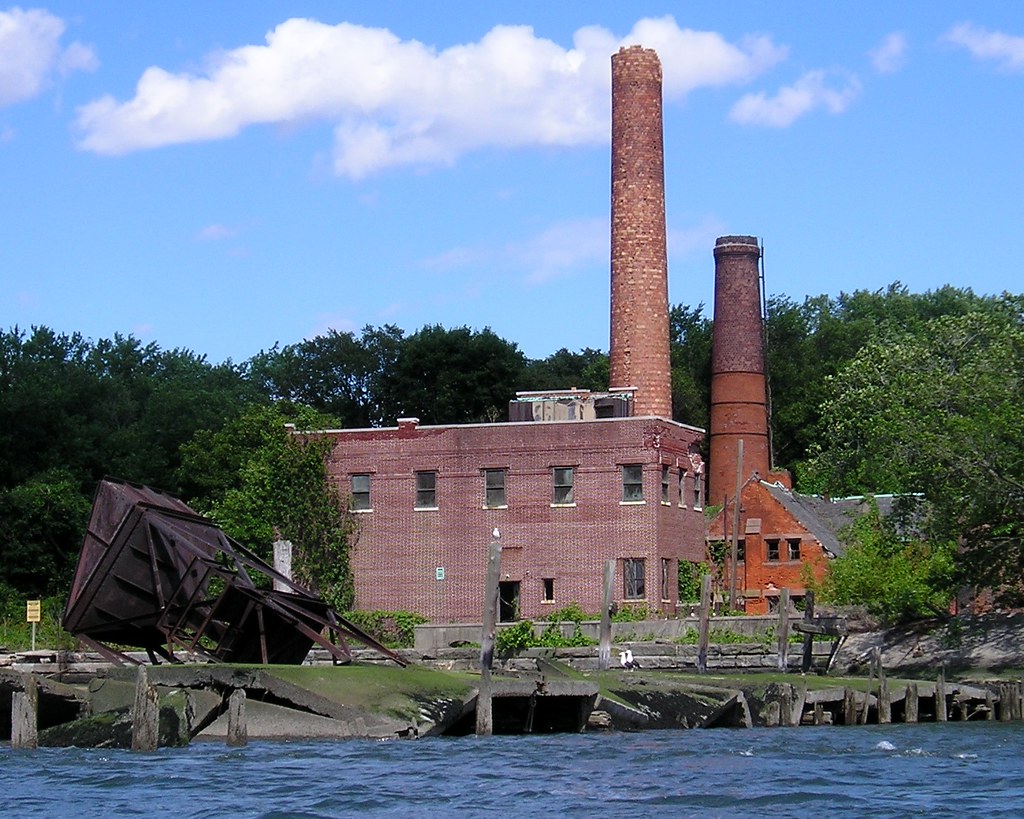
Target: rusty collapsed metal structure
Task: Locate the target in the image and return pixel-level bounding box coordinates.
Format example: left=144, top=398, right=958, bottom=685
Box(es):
left=62, top=478, right=405, bottom=666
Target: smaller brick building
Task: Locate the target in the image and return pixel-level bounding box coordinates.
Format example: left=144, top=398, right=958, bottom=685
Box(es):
left=321, top=408, right=706, bottom=623
left=706, top=479, right=904, bottom=614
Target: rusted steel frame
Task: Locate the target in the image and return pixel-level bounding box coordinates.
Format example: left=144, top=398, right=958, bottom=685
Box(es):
left=270, top=594, right=405, bottom=666
left=142, top=522, right=167, bottom=610
left=226, top=536, right=321, bottom=601
left=76, top=634, right=142, bottom=666
left=157, top=553, right=218, bottom=638
left=325, top=609, right=351, bottom=656
left=165, top=632, right=221, bottom=664
left=220, top=596, right=260, bottom=657
left=256, top=607, right=269, bottom=665
left=188, top=572, right=238, bottom=652
left=64, top=506, right=148, bottom=628
left=250, top=593, right=353, bottom=664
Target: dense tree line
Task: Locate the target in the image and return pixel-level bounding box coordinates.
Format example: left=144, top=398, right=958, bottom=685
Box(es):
left=1, top=283, right=1020, bottom=613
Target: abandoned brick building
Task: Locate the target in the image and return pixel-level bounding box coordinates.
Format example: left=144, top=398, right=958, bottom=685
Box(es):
left=319, top=46, right=710, bottom=623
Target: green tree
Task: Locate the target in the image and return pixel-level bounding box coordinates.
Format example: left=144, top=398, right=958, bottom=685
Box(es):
left=520, top=347, right=609, bottom=393
left=179, top=404, right=356, bottom=611
left=669, top=304, right=713, bottom=430
left=812, top=500, right=955, bottom=622
left=806, top=304, right=1024, bottom=602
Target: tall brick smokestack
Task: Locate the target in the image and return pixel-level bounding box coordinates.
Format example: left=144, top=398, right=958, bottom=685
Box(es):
left=609, top=46, right=672, bottom=419
left=708, top=236, right=772, bottom=506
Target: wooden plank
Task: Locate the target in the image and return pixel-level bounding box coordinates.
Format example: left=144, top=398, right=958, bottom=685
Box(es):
left=776, top=589, right=790, bottom=672
left=697, top=574, right=712, bottom=674
left=598, top=560, right=614, bottom=671
left=905, top=682, right=919, bottom=723
left=131, top=665, right=160, bottom=752
left=11, top=674, right=38, bottom=750
left=476, top=537, right=502, bottom=736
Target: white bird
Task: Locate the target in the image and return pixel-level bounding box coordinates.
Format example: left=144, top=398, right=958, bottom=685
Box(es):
left=492, top=528, right=501, bottom=539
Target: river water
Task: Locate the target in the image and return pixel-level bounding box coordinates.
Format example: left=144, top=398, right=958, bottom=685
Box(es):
left=3, top=722, right=1022, bottom=817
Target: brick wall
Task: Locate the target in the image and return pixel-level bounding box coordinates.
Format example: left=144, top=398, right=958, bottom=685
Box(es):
left=708, top=481, right=829, bottom=615
left=322, top=416, right=705, bottom=622
left=609, top=45, right=672, bottom=419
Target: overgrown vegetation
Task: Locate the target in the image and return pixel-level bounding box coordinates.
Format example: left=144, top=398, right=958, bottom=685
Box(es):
left=495, top=603, right=597, bottom=653
left=342, top=610, right=429, bottom=649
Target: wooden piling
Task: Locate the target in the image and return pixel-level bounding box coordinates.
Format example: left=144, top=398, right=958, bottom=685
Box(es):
left=226, top=688, right=248, bottom=748
left=843, top=687, right=857, bottom=726
left=879, top=677, right=891, bottom=724
left=476, top=537, right=502, bottom=736
left=813, top=702, right=825, bottom=726
left=11, top=673, right=38, bottom=750
left=131, top=664, right=160, bottom=752
left=779, top=684, right=794, bottom=727
left=985, top=689, right=995, bottom=720
left=800, top=590, right=815, bottom=673
left=1016, top=681, right=1024, bottom=721
left=776, top=589, right=790, bottom=672
left=999, top=684, right=1012, bottom=721
left=935, top=672, right=947, bottom=722
left=598, top=560, right=615, bottom=671
left=697, top=574, right=712, bottom=674
left=905, top=682, right=919, bottom=723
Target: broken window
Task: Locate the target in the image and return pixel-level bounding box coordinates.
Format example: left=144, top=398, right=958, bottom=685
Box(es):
left=624, top=557, right=646, bottom=599
left=351, top=474, right=371, bottom=511
left=622, top=464, right=644, bottom=502
left=552, top=467, right=575, bottom=505
left=484, top=469, right=506, bottom=508
left=693, top=471, right=704, bottom=509
left=736, top=538, right=746, bottom=563
left=678, top=471, right=687, bottom=507
left=543, top=578, right=555, bottom=602
left=661, top=465, right=671, bottom=504
left=415, top=471, right=436, bottom=509
left=766, top=538, right=780, bottom=561
left=787, top=538, right=801, bottom=561
left=661, top=558, right=672, bottom=600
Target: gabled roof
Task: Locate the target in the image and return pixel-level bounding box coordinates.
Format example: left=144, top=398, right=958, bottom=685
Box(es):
left=760, top=481, right=856, bottom=558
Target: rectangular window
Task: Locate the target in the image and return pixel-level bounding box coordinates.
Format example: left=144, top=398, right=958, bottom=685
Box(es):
left=552, top=467, right=575, bottom=505
left=737, top=539, right=746, bottom=563
left=787, top=538, right=801, bottom=561
left=484, top=469, right=506, bottom=508
left=661, top=558, right=671, bottom=600
left=678, top=471, right=687, bottom=507
left=350, top=474, right=371, bottom=511
left=661, top=466, right=671, bottom=504
left=624, top=558, right=646, bottom=599
left=766, top=538, right=780, bottom=561
left=622, top=464, right=644, bottom=502
left=693, top=471, right=704, bottom=509
left=543, top=578, right=555, bottom=602
left=415, top=471, right=436, bottom=509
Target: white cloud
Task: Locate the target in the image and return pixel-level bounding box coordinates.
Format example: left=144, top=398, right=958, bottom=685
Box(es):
left=74, top=16, right=785, bottom=177
left=667, top=215, right=729, bottom=259
left=869, top=32, right=908, bottom=74
left=943, top=22, right=1024, bottom=72
left=196, top=223, right=238, bottom=241
left=0, top=7, right=97, bottom=108
left=729, top=70, right=861, bottom=127
left=518, top=217, right=608, bottom=284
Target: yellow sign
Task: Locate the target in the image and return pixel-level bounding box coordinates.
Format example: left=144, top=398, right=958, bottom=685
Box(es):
left=26, top=600, right=41, bottom=623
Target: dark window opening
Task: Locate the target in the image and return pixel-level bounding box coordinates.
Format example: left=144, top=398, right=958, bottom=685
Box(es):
left=787, top=538, right=801, bottom=560
left=552, top=467, right=575, bottom=504
left=661, top=466, right=671, bottom=503
left=351, top=474, right=371, bottom=510
left=543, top=578, right=554, bottom=602
left=484, top=469, right=506, bottom=508
left=693, top=472, right=704, bottom=508
left=415, top=471, right=436, bottom=509
left=499, top=580, right=520, bottom=622
left=624, top=557, right=645, bottom=599
left=766, top=539, right=780, bottom=561
left=622, top=465, right=644, bottom=502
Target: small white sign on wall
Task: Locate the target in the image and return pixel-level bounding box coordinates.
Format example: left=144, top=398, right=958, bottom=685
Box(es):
left=435, top=567, right=445, bottom=581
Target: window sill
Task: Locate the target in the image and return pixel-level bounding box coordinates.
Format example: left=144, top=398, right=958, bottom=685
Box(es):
left=482, top=505, right=508, bottom=510
left=620, top=500, right=646, bottom=506
left=660, top=501, right=672, bottom=506
left=414, top=506, right=439, bottom=512
left=351, top=508, right=373, bottom=514
left=550, top=502, right=577, bottom=508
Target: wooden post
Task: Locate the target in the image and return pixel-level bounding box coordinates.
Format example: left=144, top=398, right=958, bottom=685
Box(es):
left=226, top=689, right=248, bottom=747
left=813, top=701, right=824, bottom=726
left=800, top=590, right=815, bottom=673
left=780, top=684, right=795, bottom=728
left=905, top=682, right=919, bottom=723
left=860, top=659, right=874, bottom=726
left=729, top=440, right=744, bottom=612
left=1015, top=681, right=1024, bottom=721
left=131, top=665, right=160, bottom=752
left=11, top=674, right=38, bottom=750
left=843, top=687, right=857, bottom=726
left=985, top=689, right=995, bottom=721
left=999, top=684, right=1012, bottom=721
left=598, top=560, right=615, bottom=671
left=697, top=574, right=713, bottom=674
left=776, top=588, right=790, bottom=672
left=935, top=671, right=947, bottom=722
left=476, top=536, right=502, bottom=736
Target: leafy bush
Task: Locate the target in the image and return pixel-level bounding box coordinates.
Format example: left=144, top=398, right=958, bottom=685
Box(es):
left=342, top=610, right=428, bottom=649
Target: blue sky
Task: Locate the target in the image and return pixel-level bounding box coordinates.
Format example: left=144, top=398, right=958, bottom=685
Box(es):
left=2, top=3, right=1023, bottom=364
